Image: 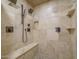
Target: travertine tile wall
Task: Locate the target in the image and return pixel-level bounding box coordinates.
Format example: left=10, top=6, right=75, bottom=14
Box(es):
left=71, top=4, right=77, bottom=59
left=33, top=1, right=76, bottom=59
left=1, top=0, right=34, bottom=57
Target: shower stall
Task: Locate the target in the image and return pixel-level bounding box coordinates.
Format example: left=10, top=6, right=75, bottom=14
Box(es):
left=1, top=0, right=76, bottom=59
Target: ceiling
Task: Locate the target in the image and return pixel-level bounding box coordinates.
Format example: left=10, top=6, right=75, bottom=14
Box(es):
left=26, top=0, right=75, bottom=7
left=26, top=0, right=49, bottom=7
left=8, top=0, right=75, bottom=7
left=8, top=0, right=17, bottom=4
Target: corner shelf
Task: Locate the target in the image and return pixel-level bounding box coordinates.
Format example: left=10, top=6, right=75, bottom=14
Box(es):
left=67, top=28, right=75, bottom=34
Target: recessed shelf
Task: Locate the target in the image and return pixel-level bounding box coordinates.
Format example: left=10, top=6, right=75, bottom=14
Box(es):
left=55, top=27, right=61, bottom=33
left=6, top=26, right=14, bottom=33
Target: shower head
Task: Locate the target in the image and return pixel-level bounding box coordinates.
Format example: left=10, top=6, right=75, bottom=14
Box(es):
left=8, top=0, right=17, bottom=4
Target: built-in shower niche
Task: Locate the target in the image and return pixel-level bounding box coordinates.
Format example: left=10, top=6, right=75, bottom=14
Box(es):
left=67, top=28, right=75, bottom=34
left=6, top=26, right=14, bottom=33
left=55, top=27, right=61, bottom=33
